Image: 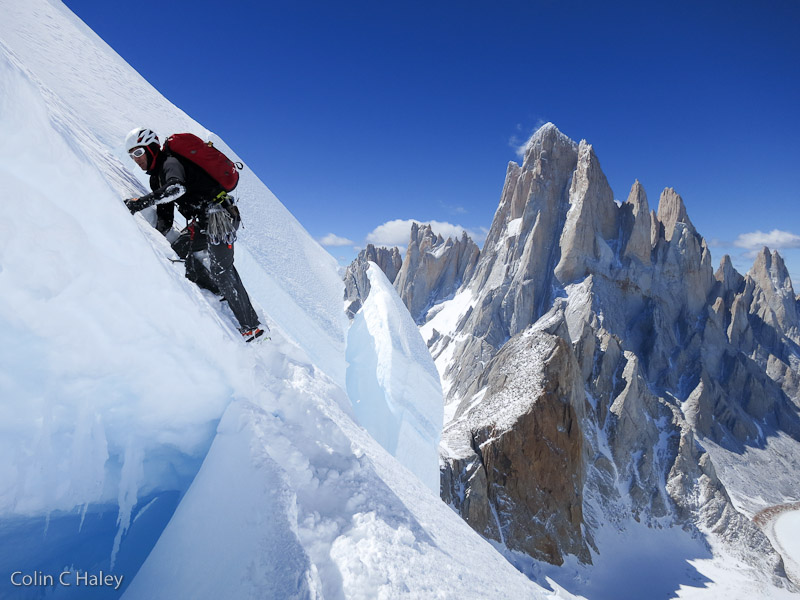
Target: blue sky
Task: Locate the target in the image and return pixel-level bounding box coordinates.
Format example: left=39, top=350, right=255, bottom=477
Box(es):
left=65, top=0, right=800, bottom=280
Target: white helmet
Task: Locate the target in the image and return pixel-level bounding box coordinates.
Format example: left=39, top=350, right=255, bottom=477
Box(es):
left=124, top=127, right=159, bottom=152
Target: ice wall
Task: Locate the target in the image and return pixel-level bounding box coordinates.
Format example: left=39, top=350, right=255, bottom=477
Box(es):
left=346, top=263, right=443, bottom=492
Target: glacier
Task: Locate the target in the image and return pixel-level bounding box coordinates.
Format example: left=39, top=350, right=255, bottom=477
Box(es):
left=0, top=1, right=561, bottom=598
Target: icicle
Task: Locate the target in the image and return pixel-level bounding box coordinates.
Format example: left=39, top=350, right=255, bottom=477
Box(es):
left=110, top=442, right=143, bottom=569
left=79, top=502, right=88, bottom=533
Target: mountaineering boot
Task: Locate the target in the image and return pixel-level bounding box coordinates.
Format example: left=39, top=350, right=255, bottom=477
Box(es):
left=241, top=327, right=266, bottom=343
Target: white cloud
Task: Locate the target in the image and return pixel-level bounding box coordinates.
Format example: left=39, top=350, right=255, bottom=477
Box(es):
left=319, top=233, right=355, bottom=247
left=733, top=229, right=800, bottom=251
left=365, top=220, right=412, bottom=247
left=365, top=219, right=486, bottom=248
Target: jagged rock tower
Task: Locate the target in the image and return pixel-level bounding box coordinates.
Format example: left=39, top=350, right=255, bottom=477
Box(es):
left=424, top=124, right=800, bottom=588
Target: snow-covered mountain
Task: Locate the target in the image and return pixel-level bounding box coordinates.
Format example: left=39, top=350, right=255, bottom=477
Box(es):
left=383, top=124, right=800, bottom=598
left=0, top=2, right=570, bottom=598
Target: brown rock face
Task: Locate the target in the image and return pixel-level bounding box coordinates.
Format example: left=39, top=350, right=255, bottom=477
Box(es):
left=442, top=328, right=590, bottom=565
left=475, top=386, right=586, bottom=564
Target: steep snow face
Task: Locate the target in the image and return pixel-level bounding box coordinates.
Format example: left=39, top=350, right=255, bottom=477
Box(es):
left=0, top=0, right=349, bottom=385
left=346, top=263, right=443, bottom=493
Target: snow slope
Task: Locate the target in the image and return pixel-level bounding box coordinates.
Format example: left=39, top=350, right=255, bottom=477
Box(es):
left=0, top=1, right=565, bottom=598
left=0, top=0, right=348, bottom=386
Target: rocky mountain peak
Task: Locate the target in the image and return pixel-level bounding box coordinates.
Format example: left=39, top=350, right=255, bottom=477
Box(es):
left=750, top=246, right=792, bottom=286
left=554, top=140, right=617, bottom=284
left=713, top=254, right=746, bottom=309
left=656, top=187, right=696, bottom=241
left=746, top=247, right=800, bottom=345
left=520, top=122, right=578, bottom=172
left=620, top=180, right=652, bottom=265
left=716, top=254, right=741, bottom=285
left=394, top=223, right=479, bottom=323
left=452, top=124, right=580, bottom=352
left=409, top=222, right=445, bottom=252
left=426, top=124, right=800, bottom=588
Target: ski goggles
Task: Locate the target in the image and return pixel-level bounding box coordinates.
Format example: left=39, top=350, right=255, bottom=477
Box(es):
left=129, top=147, right=147, bottom=158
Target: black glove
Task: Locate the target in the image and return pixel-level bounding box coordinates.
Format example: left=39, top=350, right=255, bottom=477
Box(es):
left=125, top=197, right=150, bottom=214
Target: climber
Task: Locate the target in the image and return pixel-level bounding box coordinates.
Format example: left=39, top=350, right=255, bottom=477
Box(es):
left=123, top=127, right=264, bottom=342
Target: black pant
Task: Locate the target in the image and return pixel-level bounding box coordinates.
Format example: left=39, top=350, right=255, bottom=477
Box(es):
left=172, top=229, right=260, bottom=331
